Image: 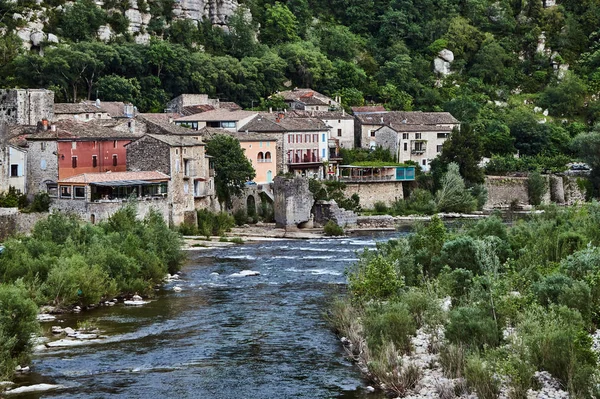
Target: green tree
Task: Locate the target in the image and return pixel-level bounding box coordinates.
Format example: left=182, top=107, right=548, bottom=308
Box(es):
left=538, top=73, right=587, bottom=117
left=206, top=135, right=256, bottom=207
left=260, top=2, right=299, bottom=45
left=436, top=162, right=477, bottom=213
left=57, top=0, right=107, bottom=42
left=96, top=75, right=141, bottom=103
left=572, top=129, right=600, bottom=197
left=438, top=124, right=485, bottom=185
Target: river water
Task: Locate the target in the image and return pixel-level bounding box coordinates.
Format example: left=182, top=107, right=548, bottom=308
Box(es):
left=16, top=233, right=404, bottom=399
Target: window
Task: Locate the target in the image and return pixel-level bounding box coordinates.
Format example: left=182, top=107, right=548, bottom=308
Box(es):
left=437, top=145, right=443, bottom=153
left=257, top=152, right=264, bottom=163
left=10, top=164, right=18, bottom=177
left=337, top=128, right=342, bottom=137
left=221, top=121, right=236, bottom=128
left=71, top=156, right=77, bottom=168
left=322, top=148, right=326, bottom=158
left=184, top=159, right=190, bottom=176
left=92, top=155, right=97, bottom=168
left=402, top=133, right=409, bottom=140
left=265, top=152, right=272, bottom=162
left=112, top=155, right=118, bottom=167
left=175, top=159, right=180, bottom=173
left=259, top=142, right=262, bottom=147
left=74, top=186, right=85, bottom=199
left=93, top=141, right=97, bottom=149
left=415, top=133, right=422, bottom=139
left=47, top=183, right=58, bottom=198
left=176, top=149, right=179, bottom=154
left=322, top=134, right=326, bottom=142
left=113, top=140, right=117, bottom=148
left=313, top=134, right=317, bottom=142
left=298, top=134, right=302, bottom=143
left=72, top=142, right=77, bottom=149
left=184, top=182, right=189, bottom=194
left=86, top=114, right=90, bottom=120
left=437, top=133, right=450, bottom=139
left=422, top=159, right=427, bottom=166
left=369, top=130, right=374, bottom=137
left=414, top=142, right=425, bottom=152
left=404, top=143, right=408, bottom=151
left=60, top=185, right=72, bottom=199
left=41, top=159, right=47, bottom=170
left=41, top=142, right=46, bottom=151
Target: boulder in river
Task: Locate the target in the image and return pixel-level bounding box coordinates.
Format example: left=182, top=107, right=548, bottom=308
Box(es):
left=4, top=384, right=64, bottom=395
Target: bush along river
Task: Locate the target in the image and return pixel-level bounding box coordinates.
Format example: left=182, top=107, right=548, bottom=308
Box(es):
left=14, top=233, right=403, bottom=399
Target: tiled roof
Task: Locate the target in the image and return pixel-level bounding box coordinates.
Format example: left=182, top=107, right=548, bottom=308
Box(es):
left=98, top=101, right=128, bottom=118
left=175, top=109, right=257, bottom=122
left=375, top=124, right=454, bottom=133
left=219, top=102, right=242, bottom=110
left=181, top=104, right=215, bottom=116
left=356, top=111, right=460, bottom=126
left=287, top=110, right=354, bottom=120
left=145, top=134, right=204, bottom=147
left=54, top=103, right=101, bottom=114
left=197, top=127, right=277, bottom=142
left=26, top=120, right=138, bottom=140
left=351, top=106, right=387, bottom=113
left=58, top=171, right=169, bottom=184
left=239, top=113, right=328, bottom=133
left=137, top=113, right=199, bottom=136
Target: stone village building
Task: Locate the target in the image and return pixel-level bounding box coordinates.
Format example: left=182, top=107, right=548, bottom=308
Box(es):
left=355, top=111, right=460, bottom=172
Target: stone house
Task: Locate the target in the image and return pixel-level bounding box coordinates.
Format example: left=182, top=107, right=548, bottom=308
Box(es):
left=355, top=111, right=459, bottom=171
left=126, top=134, right=216, bottom=224
left=0, top=89, right=54, bottom=126
left=166, top=93, right=241, bottom=115
left=275, top=88, right=340, bottom=111
left=53, top=101, right=133, bottom=122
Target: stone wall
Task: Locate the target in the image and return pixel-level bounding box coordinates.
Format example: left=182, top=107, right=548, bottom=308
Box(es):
left=52, top=198, right=170, bottom=225
left=273, top=176, right=312, bottom=228
left=0, top=208, right=18, bottom=241
left=26, top=140, right=59, bottom=198
left=485, top=175, right=586, bottom=208
left=313, top=200, right=357, bottom=227
left=343, top=181, right=405, bottom=209
left=126, top=136, right=171, bottom=175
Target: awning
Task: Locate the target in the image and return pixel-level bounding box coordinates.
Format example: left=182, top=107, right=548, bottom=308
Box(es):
left=89, top=180, right=167, bottom=187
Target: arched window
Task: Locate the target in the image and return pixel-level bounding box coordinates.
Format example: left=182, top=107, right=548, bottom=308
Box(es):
left=264, top=152, right=272, bottom=162
left=257, top=152, right=264, bottom=163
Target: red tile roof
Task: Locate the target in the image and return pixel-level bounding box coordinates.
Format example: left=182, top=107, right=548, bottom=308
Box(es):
left=58, top=171, right=169, bottom=184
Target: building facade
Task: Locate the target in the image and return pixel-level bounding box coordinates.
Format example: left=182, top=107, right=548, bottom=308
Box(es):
left=0, top=89, right=54, bottom=126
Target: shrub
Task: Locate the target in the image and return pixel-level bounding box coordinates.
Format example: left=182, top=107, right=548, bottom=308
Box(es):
left=400, top=287, right=441, bottom=328
left=439, top=343, right=466, bottom=379
left=471, top=184, right=488, bottom=211
left=517, top=305, right=597, bottom=394
left=324, top=220, right=344, bottom=236
left=439, top=267, right=474, bottom=305
left=0, top=186, right=28, bottom=209
left=373, top=201, right=388, bottom=214
left=347, top=254, right=404, bottom=303
left=0, top=284, right=38, bottom=380
left=468, top=216, right=508, bottom=241
left=27, top=192, right=51, bottom=213
left=438, top=236, right=482, bottom=275
left=230, top=237, right=244, bottom=244
left=233, top=208, right=248, bottom=226
left=527, top=171, right=547, bottom=206
left=464, top=353, right=501, bottom=399
left=178, top=222, right=198, bottom=236
left=363, top=302, right=417, bottom=355
left=446, top=306, right=500, bottom=349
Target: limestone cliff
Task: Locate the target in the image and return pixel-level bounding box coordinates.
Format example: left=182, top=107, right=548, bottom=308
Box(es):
left=12, top=0, right=238, bottom=49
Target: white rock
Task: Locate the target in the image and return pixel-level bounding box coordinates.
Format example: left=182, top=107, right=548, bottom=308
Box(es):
left=51, top=326, right=64, bottom=334
left=173, top=286, right=183, bottom=292
left=30, top=31, right=45, bottom=46
left=543, top=109, right=549, bottom=116
left=37, top=313, right=56, bottom=322
left=47, top=33, right=59, bottom=43
left=210, top=272, right=219, bottom=276
left=46, top=339, right=100, bottom=347
left=134, top=33, right=151, bottom=45
left=97, top=25, right=113, bottom=42
left=132, top=294, right=143, bottom=301
left=71, top=333, right=98, bottom=340
left=365, top=385, right=375, bottom=393
left=64, top=327, right=75, bottom=335
left=534, top=106, right=542, bottom=113
left=438, top=49, right=454, bottom=63
left=5, top=384, right=64, bottom=395
left=124, top=300, right=149, bottom=306
left=229, top=270, right=260, bottom=277
left=434, top=57, right=452, bottom=76
left=12, top=13, right=24, bottom=20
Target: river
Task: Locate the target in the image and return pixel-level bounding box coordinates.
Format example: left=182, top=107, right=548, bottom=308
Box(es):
left=14, top=233, right=404, bottom=399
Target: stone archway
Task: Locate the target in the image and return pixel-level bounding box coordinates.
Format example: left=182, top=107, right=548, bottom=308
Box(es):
left=247, top=195, right=256, bottom=217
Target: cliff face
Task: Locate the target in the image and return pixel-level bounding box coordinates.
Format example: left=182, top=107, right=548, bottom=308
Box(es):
left=12, top=0, right=239, bottom=48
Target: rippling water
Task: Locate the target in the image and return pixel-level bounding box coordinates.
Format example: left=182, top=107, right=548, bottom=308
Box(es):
left=17, top=233, right=404, bottom=399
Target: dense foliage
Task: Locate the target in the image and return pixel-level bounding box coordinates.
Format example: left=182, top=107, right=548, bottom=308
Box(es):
left=333, top=206, right=600, bottom=397
left=0, top=206, right=185, bottom=308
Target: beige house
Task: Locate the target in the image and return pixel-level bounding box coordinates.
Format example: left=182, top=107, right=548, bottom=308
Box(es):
left=275, top=88, right=340, bottom=111
left=355, top=111, right=459, bottom=171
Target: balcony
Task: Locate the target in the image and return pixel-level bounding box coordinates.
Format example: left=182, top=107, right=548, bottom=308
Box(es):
left=287, top=155, right=323, bottom=165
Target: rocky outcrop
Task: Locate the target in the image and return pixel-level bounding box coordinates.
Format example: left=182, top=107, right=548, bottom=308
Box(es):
left=433, top=49, right=454, bottom=77
left=11, top=0, right=239, bottom=49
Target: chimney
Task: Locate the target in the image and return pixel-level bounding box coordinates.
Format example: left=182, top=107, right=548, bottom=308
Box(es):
left=380, top=117, right=384, bottom=124
left=169, top=117, right=173, bottom=123
left=278, top=112, right=285, bottom=120
left=42, top=119, right=49, bottom=130
left=50, top=124, right=56, bottom=132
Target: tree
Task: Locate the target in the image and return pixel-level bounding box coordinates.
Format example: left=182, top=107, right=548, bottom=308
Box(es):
left=438, top=124, right=485, bottom=185
left=260, top=2, right=299, bottom=45
left=206, top=135, right=256, bottom=207
left=96, top=75, right=141, bottom=103
left=436, top=162, right=477, bottom=213
left=572, top=129, right=600, bottom=196
left=538, top=72, right=587, bottom=117
left=57, top=0, right=107, bottom=42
